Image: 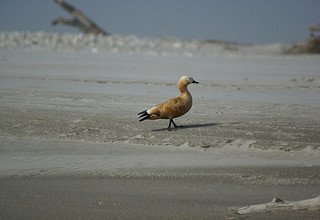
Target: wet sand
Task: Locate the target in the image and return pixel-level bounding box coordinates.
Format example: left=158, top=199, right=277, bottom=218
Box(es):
left=1, top=173, right=320, bottom=220
left=0, top=47, right=319, bottom=219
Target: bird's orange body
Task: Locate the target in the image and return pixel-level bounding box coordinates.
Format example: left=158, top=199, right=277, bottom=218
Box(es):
left=138, top=76, right=198, bottom=130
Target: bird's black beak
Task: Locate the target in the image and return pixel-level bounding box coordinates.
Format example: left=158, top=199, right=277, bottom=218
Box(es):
left=192, top=79, right=199, bottom=84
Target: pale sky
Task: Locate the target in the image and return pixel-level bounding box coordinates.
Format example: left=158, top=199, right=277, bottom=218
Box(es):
left=0, top=0, right=319, bottom=43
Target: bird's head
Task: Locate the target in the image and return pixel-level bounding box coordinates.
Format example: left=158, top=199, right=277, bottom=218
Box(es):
left=179, top=76, right=199, bottom=85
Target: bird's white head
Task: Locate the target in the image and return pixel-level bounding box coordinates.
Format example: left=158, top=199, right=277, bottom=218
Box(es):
left=179, top=76, right=199, bottom=85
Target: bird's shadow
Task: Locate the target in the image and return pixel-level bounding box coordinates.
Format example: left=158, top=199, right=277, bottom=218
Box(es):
left=152, top=122, right=220, bottom=132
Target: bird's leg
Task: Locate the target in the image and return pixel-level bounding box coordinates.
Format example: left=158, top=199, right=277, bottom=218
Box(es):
left=171, top=119, right=178, bottom=128
left=167, top=119, right=178, bottom=131
left=167, top=119, right=172, bottom=131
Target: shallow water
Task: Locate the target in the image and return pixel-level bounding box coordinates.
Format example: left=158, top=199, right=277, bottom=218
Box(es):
left=1, top=49, right=319, bottom=106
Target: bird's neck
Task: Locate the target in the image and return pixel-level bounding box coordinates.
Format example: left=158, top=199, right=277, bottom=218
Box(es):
left=179, top=84, right=191, bottom=97
left=179, top=83, right=187, bottom=93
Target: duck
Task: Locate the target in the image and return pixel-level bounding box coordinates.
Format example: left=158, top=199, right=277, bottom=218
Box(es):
left=138, top=76, right=199, bottom=130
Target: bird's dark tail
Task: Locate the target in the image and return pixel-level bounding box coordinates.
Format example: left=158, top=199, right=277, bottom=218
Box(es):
left=138, top=110, right=150, bottom=122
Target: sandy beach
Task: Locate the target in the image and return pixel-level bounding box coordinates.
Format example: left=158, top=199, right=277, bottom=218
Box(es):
left=0, top=33, right=319, bottom=219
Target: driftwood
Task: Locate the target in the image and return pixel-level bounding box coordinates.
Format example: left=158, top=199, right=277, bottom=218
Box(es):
left=235, top=195, right=320, bottom=215
left=52, top=0, right=108, bottom=35
left=285, top=23, right=320, bottom=54
left=309, top=24, right=320, bottom=34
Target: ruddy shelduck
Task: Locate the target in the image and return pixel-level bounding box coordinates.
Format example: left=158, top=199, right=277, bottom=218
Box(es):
left=138, top=76, right=199, bottom=130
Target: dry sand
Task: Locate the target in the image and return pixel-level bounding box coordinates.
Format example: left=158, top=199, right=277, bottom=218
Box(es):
left=0, top=40, right=320, bottom=219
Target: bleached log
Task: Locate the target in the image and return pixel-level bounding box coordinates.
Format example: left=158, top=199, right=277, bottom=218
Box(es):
left=52, top=0, right=108, bottom=35
left=236, top=195, right=320, bottom=215
left=309, top=24, right=320, bottom=33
